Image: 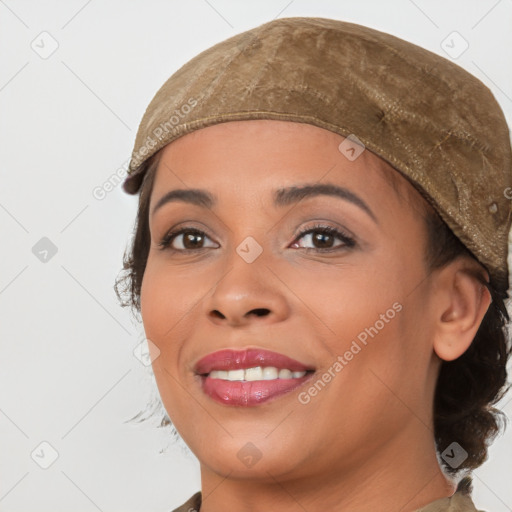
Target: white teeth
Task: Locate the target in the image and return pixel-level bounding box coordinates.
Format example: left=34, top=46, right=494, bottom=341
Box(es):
left=261, top=367, right=279, bottom=380
left=278, top=368, right=293, bottom=379
left=208, top=366, right=308, bottom=381
left=245, top=366, right=263, bottom=381
left=226, top=369, right=245, bottom=381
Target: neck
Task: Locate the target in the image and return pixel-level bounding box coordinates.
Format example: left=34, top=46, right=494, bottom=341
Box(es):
left=198, top=427, right=456, bottom=512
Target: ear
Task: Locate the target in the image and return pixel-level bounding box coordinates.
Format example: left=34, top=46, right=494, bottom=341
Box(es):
left=432, top=258, right=492, bottom=362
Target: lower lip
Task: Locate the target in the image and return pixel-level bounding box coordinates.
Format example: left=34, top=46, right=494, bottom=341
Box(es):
left=199, top=373, right=315, bottom=407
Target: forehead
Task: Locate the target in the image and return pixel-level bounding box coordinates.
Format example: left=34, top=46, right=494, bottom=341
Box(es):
left=149, top=120, right=424, bottom=215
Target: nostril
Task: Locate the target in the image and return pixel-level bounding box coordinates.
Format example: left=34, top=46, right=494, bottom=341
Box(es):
left=250, top=308, right=271, bottom=317
left=209, top=308, right=271, bottom=322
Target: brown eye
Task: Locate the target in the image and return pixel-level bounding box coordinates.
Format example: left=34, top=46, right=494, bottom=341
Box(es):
left=180, top=231, right=205, bottom=249
left=291, top=225, right=356, bottom=251
left=311, top=231, right=335, bottom=249
left=159, top=228, right=218, bottom=251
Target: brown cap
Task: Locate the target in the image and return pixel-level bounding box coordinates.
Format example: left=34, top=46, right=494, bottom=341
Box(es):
left=123, top=16, right=512, bottom=292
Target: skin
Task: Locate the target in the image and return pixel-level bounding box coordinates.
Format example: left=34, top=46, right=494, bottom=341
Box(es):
left=140, top=120, right=491, bottom=512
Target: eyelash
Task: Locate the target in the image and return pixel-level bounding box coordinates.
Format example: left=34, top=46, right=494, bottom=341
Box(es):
left=293, top=224, right=356, bottom=251
left=158, top=223, right=356, bottom=253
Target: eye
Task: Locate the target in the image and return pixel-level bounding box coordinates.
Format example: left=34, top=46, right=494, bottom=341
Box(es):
left=290, top=224, right=356, bottom=252
left=158, top=224, right=356, bottom=253
left=158, top=227, right=218, bottom=251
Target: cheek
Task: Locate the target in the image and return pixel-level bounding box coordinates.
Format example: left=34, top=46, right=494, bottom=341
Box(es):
left=291, top=251, right=427, bottom=384
left=288, top=257, right=404, bottom=341
left=139, top=260, right=191, bottom=416
left=140, top=261, right=168, bottom=342
left=139, top=254, right=220, bottom=398
left=140, top=262, right=186, bottom=391
left=140, top=256, right=202, bottom=343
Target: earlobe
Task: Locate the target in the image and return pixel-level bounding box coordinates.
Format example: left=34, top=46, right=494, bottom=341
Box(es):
left=433, top=262, right=492, bottom=362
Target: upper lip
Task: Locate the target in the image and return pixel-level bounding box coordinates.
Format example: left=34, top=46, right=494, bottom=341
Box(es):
left=194, top=348, right=316, bottom=375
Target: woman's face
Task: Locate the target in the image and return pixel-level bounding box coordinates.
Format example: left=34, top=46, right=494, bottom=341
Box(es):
left=141, top=120, right=441, bottom=481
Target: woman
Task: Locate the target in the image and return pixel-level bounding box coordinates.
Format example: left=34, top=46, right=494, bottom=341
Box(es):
left=115, top=17, right=511, bottom=512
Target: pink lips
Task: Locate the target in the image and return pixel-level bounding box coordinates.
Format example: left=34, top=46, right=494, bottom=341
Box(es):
left=194, top=348, right=315, bottom=375
left=194, top=348, right=316, bottom=407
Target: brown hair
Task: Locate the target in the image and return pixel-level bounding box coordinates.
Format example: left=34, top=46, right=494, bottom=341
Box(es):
left=115, top=150, right=511, bottom=475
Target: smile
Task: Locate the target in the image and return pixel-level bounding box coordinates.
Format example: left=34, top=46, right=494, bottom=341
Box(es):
left=208, top=366, right=309, bottom=381
left=194, top=348, right=316, bottom=407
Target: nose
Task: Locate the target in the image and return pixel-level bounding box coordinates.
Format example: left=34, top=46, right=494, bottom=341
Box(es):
left=205, top=253, right=290, bottom=328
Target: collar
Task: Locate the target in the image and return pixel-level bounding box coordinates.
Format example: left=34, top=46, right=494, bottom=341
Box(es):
left=171, top=479, right=482, bottom=512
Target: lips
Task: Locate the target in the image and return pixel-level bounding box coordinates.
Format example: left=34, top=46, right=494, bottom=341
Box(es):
left=194, top=348, right=315, bottom=375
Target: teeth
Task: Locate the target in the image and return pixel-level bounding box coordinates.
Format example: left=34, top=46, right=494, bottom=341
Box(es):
left=278, top=368, right=293, bottom=379
left=225, top=369, right=245, bottom=381
left=262, top=367, right=278, bottom=380
left=245, top=366, right=263, bottom=380
left=208, top=366, right=308, bottom=381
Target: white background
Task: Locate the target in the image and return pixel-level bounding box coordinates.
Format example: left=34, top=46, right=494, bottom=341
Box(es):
left=1, top=1, right=511, bottom=511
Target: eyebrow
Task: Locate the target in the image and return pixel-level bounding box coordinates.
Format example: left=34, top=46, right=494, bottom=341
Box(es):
left=151, top=182, right=377, bottom=224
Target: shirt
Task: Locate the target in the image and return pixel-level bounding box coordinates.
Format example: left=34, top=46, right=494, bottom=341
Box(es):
left=170, top=476, right=484, bottom=512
